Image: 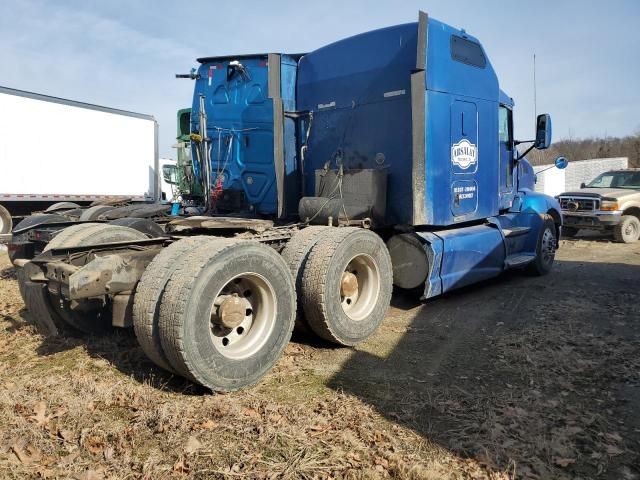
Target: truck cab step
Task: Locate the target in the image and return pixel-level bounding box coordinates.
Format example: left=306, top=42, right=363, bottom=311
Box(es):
left=505, top=253, right=535, bottom=268
left=502, top=226, right=531, bottom=238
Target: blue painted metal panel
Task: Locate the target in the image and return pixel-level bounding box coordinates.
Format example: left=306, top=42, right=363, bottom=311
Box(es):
left=426, top=19, right=499, bottom=102
left=416, top=223, right=506, bottom=298
left=435, top=224, right=505, bottom=292
left=190, top=55, right=297, bottom=214
left=297, top=23, right=417, bottom=224
left=297, top=16, right=502, bottom=227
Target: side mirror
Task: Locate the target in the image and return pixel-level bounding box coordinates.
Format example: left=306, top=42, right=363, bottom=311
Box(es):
left=535, top=114, right=552, bottom=150
left=554, top=156, right=568, bottom=170
left=162, top=164, right=178, bottom=185
left=580, top=182, right=586, bottom=189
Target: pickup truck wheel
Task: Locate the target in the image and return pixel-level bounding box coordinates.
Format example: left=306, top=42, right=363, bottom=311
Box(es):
left=562, top=226, right=579, bottom=238
left=301, top=228, right=393, bottom=346
left=44, top=224, right=148, bottom=334
left=133, top=237, right=208, bottom=373
left=0, top=204, right=11, bottom=234
left=613, top=215, right=640, bottom=243
left=280, top=226, right=332, bottom=331
left=158, top=240, right=296, bottom=391
left=526, top=217, right=557, bottom=276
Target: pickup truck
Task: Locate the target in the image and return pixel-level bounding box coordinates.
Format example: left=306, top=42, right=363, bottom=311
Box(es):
left=557, top=169, right=640, bottom=243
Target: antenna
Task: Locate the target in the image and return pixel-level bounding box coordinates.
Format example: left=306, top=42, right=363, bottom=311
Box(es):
left=533, top=53, right=537, bottom=118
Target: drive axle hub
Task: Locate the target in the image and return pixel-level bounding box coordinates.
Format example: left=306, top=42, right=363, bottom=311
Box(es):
left=340, top=271, right=359, bottom=298
left=216, top=294, right=246, bottom=329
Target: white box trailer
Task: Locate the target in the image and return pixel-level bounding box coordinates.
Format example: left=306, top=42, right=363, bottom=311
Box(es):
left=0, top=86, right=159, bottom=236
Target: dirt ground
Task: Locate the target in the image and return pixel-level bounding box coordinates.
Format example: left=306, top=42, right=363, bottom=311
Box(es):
left=0, top=234, right=638, bottom=479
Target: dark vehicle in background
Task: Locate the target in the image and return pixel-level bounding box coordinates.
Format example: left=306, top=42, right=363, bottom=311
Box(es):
left=558, top=169, right=640, bottom=243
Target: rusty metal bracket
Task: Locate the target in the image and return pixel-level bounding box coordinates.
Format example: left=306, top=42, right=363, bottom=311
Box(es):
left=68, top=249, right=160, bottom=300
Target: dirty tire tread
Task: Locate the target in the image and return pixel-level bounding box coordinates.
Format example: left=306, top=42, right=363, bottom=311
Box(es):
left=158, top=239, right=240, bottom=382
left=44, top=224, right=148, bottom=333
left=44, top=223, right=101, bottom=251
left=526, top=215, right=557, bottom=276
left=302, top=227, right=393, bottom=345
left=79, top=205, right=115, bottom=222
left=133, top=236, right=209, bottom=373
left=18, top=265, right=73, bottom=336
left=301, top=228, right=360, bottom=343
left=0, top=203, right=11, bottom=234
left=159, top=239, right=296, bottom=390
left=613, top=215, right=640, bottom=243
left=280, top=226, right=333, bottom=328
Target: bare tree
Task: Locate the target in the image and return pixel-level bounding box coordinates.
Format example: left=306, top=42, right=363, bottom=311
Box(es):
left=519, top=134, right=640, bottom=168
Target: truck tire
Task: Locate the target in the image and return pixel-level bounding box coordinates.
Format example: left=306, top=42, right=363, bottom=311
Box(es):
left=12, top=213, right=67, bottom=232
left=158, top=239, right=296, bottom=391
left=301, top=228, right=393, bottom=346
left=133, top=237, right=208, bottom=372
left=45, top=223, right=101, bottom=251
left=526, top=216, right=557, bottom=276
left=78, top=205, right=115, bottom=221
left=45, top=202, right=81, bottom=212
left=562, top=226, right=579, bottom=238
left=44, top=224, right=148, bottom=334
left=280, top=226, right=332, bottom=329
left=613, top=215, right=640, bottom=243
left=18, top=266, right=70, bottom=336
left=109, top=217, right=165, bottom=238
left=0, top=204, right=11, bottom=234
left=9, top=213, right=69, bottom=265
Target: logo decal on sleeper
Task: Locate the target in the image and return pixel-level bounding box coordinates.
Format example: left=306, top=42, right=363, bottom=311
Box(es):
left=451, top=139, right=478, bottom=170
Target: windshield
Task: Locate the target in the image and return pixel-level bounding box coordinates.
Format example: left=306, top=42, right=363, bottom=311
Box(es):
left=587, top=171, right=640, bottom=189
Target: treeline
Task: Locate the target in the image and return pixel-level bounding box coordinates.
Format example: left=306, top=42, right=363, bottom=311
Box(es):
left=521, top=133, right=640, bottom=167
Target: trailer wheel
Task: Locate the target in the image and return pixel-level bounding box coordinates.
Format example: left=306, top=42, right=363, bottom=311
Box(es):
left=44, top=223, right=101, bottom=251
left=158, top=240, right=296, bottom=391
left=0, top=204, right=11, bottom=234
left=526, top=216, right=557, bottom=276
left=9, top=213, right=69, bottom=265
left=613, top=215, right=640, bottom=243
left=78, top=205, right=115, bottom=221
left=45, top=202, right=81, bottom=212
left=12, top=213, right=67, bottom=232
left=109, top=217, right=165, bottom=238
left=301, top=228, right=393, bottom=346
left=280, top=226, right=332, bottom=330
left=562, top=226, right=579, bottom=238
left=133, top=237, right=207, bottom=372
left=44, top=224, right=148, bottom=333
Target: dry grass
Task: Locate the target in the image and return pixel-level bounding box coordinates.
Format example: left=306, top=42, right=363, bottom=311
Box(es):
left=0, top=253, right=508, bottom=480
left=0, top=238, right=638, bottom=479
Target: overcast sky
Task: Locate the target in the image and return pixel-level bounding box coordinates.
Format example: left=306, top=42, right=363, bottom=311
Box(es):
left=1, top=0, right=638, bottom=158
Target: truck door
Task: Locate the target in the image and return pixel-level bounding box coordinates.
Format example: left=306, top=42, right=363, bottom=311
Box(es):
left=498, top=105, right=515, bottom=209
left=450, top=100, right=479, bottom=219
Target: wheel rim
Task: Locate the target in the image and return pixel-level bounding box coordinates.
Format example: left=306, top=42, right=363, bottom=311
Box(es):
left=624, top=221, right=639, bottom=239
left=209, top=273, right=277, bottom=360
left=541, top=227, right=556, bottom=265
left=340, top=253, right=381, bottom=321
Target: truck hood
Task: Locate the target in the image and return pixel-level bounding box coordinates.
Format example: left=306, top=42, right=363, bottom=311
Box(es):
left=559, top=188, right=639, bottom=199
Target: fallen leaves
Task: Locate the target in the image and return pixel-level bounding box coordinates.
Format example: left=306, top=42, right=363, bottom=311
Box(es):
left=11, top=440, right=41, bottom=464
left=184, top=436, right=201, bottom=454
left=553, top=456, right=576, bottom=467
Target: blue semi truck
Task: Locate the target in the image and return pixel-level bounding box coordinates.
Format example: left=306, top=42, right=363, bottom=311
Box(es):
left=10, top=12, right=566, bottom=391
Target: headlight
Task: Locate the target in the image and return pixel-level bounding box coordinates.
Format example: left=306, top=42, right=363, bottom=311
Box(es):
left=600, top=200, right=619, bottom=211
